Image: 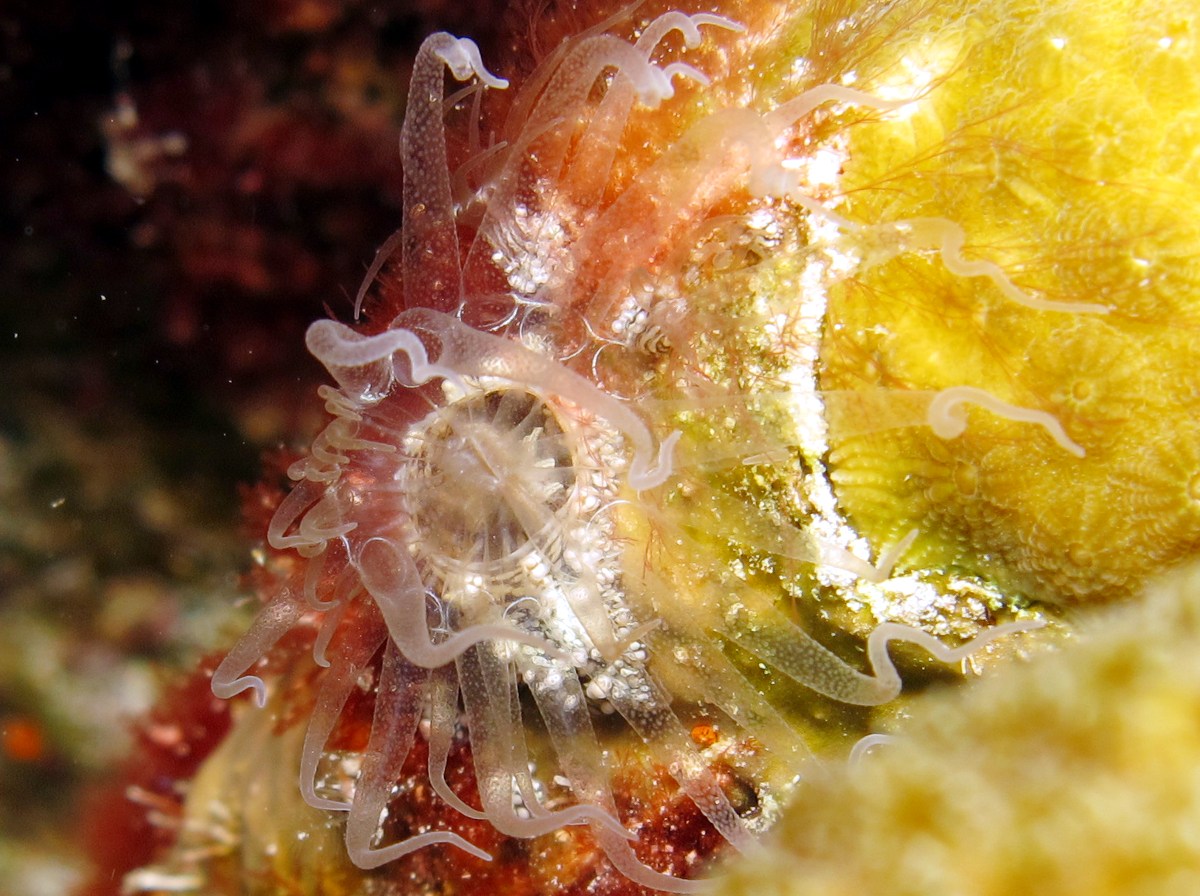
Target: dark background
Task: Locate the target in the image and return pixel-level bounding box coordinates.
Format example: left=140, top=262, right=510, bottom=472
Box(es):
left=0, top=0, right=507, bottom=888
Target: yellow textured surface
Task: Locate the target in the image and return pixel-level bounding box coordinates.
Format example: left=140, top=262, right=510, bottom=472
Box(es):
left=818, top=0, right=1200, bottom=603
left=711, top=562, right=1200, bottom=896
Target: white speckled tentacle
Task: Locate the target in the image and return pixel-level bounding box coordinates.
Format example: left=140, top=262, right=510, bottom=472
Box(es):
left=567, top=13, right=743, bottom=209
left=516, top=652, right=615, bottom=812
left=516, top=651, right=712, bottom=892
left=730, top=609, right=898, bottom=705
left=299, top=614, right=387, bottom=811
left=589, top=822, right=707, bottom=894
left=732, top=609, right=1043, bottom=705
left=496, top=1, right=647, bottom=137
left=426, top=663, right=488, bottom=820
left=345, top=643, right=492, bottom=867
left=210, top=587, right=306, bottom=707
left=457, top=645, right=633, bottom=839
left=605, top=666, right=758, bottom=853
left=399, top=33, right=507, bottom=316
left=668, top=631, right=814, bottom=767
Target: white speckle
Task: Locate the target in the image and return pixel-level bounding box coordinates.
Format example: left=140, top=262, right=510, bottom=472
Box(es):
left=1049, top=37, right=1067, bottom=50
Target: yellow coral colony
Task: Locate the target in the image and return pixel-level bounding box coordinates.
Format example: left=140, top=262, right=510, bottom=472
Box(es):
left=813, top=0, right=1200, bottom=606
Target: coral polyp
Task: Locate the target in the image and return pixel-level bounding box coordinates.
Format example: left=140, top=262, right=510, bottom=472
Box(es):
left=401, top=387, right=576, bottom=574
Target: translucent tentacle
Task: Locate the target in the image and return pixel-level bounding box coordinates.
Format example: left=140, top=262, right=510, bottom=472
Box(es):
left=660, top=630, right=813, bottom=767
left=299, top=614, right=387, bottom=811
left=345, top=643, right=491, bottom=867
left=849, top=733, right=896, bottom=765
left=457, top=645, right=632, bottom=838
left=879, top=217, right=1110, bottom=315
left=517, top=652, right=619, bottom=817
left=426, top=663, right=487, bottom=820
left=310, top=597, right=351, bottom=668
left=266, top=478, right=328, bottom=550
left=462, top=32, right=691, bottom=288
left=400, top=34, right=507, bottom=315
left=356, top=536, right=567, bottom=666
left=927, top=385, right=1086, bottom=457
left=567, top=13, right=743, bottom=209
left=210, top=586, right=306, bottom=707
left=352, top=227, right=405, bottom=320
left=497, top=1, right=647, bottom=139
left=732, top=608, right=1043, bottom=705
left=605, top=666, right=757, bottom=852
left=589, top=823, right=707, bottom=894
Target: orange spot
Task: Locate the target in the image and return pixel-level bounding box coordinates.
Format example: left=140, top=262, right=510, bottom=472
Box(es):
left=2, top=715, right=46, bottom=763
left=690, top=721, right=719, bottom=748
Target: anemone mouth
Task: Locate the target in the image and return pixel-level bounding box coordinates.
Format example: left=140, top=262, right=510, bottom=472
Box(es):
left=398, top=387, right=581, bottom=584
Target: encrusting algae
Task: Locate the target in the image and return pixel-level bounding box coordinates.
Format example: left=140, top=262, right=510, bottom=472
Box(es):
left=108, top=0, right=1200, bottom=893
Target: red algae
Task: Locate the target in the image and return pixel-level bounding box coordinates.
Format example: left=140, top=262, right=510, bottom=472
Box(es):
left=78, top=658, right=233, bottom=896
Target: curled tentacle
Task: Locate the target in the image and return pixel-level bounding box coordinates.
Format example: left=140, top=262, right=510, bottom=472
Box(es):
left=356, top=536, right=570, bottom=666
left=344, top=644, right=492, bottom=867
left=426, top=664, right=488, bottom=820
left=731, top=609, right=1044, bottom=706
left=927, top=385, right=1087, bottom=457
left=457, top=645, right=633, bottom=839
left=210, top=587, right=307, bottom=707
left=299, top=612, right=387, bottom=810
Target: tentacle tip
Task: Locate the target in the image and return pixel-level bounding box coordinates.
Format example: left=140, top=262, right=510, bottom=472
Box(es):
left=661, top=62, right=711, bottom=89
left=212, top=673, right=268, bottom=708
left=434, top=36, right=508, bottom=90
left=1007, top=617, right=1048, bottom=635
left=629, top=429, right=681, bottom=490
left=451, top=837, right=494, bottom=862
left=691, top=13, right=747, bottom=35
left=252, top=687, right=266, bottom=708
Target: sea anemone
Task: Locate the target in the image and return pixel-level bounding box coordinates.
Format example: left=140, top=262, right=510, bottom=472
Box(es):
left=210, top=9, right=1047, bottom=892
